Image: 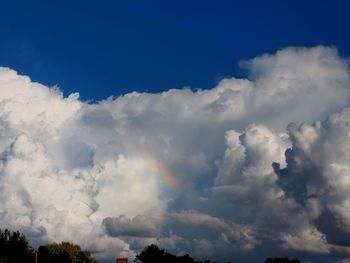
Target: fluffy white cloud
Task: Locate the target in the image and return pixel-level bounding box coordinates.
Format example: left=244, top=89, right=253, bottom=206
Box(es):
left=0, top=46, right=350, bottom=262
left=274, top=108, right=350, bottom=251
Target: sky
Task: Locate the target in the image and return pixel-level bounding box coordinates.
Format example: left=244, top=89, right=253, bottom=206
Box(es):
left=1, top=1, right=350, bottom=263
left=1, top=0, right=350, bottom=100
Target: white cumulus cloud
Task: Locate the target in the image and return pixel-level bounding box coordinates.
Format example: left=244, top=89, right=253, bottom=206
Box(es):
left=0, top=46, right=350, bottom=262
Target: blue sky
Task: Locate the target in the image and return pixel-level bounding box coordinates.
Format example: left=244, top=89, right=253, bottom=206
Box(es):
left=1, top=0, right=349, bottom=100
left=3, top=1, right=350, bottom=263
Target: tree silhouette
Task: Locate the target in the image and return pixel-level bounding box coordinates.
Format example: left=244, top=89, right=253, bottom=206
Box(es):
left=176, top=254, right=196, bottom=263
left=38, top=241, right=96, bottom=263
left=135, top=244, right=196, bottom=263
left=0, top=228, right=305, bottom=263
left=135, top=244, right=166, bottom=262
left=0, top=228, right=35, bottom=263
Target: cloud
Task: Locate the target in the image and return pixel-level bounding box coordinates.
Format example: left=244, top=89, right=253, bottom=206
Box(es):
left=0, top=46, right=350, bottom=262
left=280, top=227, right=330, bottom=254
left=169, top=210, right=260, bottom=251
left=103, top=215, right=160, bottom=238
left=274, top=108, right=350, bottom=249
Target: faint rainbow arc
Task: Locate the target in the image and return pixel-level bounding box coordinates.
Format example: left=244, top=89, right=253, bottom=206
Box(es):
left=122, top=140, right=183, bottom=194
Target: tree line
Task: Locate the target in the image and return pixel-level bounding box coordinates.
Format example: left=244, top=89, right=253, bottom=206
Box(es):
left=0, top=228, right=96, bottom=263
left=0, top=228, right=301, bottom=263
left=135, top=244, right=301, bottom=263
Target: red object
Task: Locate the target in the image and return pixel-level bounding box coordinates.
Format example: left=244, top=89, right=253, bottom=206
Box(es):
left=116, top=258, right=128, bottom=263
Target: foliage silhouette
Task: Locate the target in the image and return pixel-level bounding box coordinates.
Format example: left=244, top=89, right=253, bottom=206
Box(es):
left=38, top=241, right=96, bottom=263
left=0, top=228, right=35, bottom=263
left=135, top=244, right=197, bottom=263
left=135, top=244, right=166, bottom=262
left=0, top=228, right=304, bottom=263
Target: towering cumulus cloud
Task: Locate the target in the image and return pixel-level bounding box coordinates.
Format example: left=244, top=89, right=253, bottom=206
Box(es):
left=0, top=46, right=350, bottom=262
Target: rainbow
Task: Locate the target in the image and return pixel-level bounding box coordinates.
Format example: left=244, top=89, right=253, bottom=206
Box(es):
left=122, top=140, right=183, bottom=194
